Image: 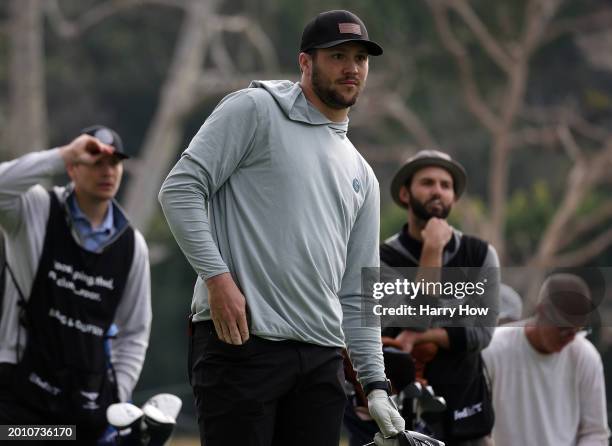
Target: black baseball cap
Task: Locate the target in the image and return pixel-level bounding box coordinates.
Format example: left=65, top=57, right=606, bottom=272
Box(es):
left=300, top=10, right=383, bottom=56
left=81, top=125, right=129, bottom=159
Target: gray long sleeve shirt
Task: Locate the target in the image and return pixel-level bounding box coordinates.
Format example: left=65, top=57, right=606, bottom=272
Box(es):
left=159, top=80, right=386, bottom=385
left=0, top=149, right=152, bottom=401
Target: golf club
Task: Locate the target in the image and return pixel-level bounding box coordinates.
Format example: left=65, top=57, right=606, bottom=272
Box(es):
left=362, top=430, right=445, bottom=446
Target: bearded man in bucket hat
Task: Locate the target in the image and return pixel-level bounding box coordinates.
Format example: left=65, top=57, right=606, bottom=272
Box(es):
left=346, top=150, right=500, bottom=446
left=159, top=9, right=415, bottom=446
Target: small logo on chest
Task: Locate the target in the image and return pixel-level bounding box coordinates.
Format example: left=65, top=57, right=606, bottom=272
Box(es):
left=352, top=178, right=361, bottom=193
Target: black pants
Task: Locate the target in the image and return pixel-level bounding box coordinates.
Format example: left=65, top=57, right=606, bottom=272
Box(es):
left=0, top=363, right=105, bottom=445
left=189, top=321, right=347, bottom=446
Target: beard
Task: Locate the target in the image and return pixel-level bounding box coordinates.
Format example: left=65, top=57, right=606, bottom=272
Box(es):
left=409, top=194, right=451, bottom=221
left=311, top=62, right=361, bottom=109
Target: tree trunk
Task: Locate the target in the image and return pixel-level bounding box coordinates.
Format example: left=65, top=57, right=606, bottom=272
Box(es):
left=122, top=0, right=218, bottom=231
left=487, top=64, right=528, bottom=259
left=5, top=0, right=47, bottom=159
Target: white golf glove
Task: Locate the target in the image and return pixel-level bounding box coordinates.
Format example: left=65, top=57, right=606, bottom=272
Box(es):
left=367, top=389, right=405, bottom=442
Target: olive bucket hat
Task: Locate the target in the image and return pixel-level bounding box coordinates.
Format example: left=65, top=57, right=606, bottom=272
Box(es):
left=390, top=149, right=467, bottom=208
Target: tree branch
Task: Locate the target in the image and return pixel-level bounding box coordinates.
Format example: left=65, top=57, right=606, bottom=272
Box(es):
left=44, top=0, right=78, bottom=37
left=45, top=0, right=187, bottom=38
left=588, top=137, right=612, bottom=180
left=522, top=104, right=610, bottom=143
left=210, top=15, right=279, bottom=70
left=427, top=0, right=501, bottom=134
left=531, top=152, right=588, bottom=265
left=195, top=71, right=298, bottom=97
left=384, top=96, right=438, bottom=148
left=545, top=7, right=612, bottom=43
left=358, top=144, right=419, bottom=163
left=447, top=0, right=514, bottom=73
left=531, top=137, right=612, bottom=266
left=559, top=202, right=612, bottom=251
left=454, top=195, right=491, bottom=240
left=552, top=226, right=612, bottom=267
left=353, top=93, right=438, bottom=149
left=522, top=0, right=564, bottom=56
left=556, top=125, right=582, bottom=161
left=209, top=33, right=236, bottom=73
left=507, top=126, right=559, bottom=149
left=122, top=0, right=217, bottom=230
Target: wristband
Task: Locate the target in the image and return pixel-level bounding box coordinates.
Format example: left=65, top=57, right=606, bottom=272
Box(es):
left=363, top=379, right=392, bottom=396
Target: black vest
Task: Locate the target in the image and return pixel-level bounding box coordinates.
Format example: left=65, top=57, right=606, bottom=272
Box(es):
left=14, top=191, right=134, bottom=429
left=380, top=234, right=488, bottom=270
left=380, top=233, right=494, bottom=441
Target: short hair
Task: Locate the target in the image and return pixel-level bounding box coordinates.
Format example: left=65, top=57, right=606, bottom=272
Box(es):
left=299, top=49, right=318, bottom=74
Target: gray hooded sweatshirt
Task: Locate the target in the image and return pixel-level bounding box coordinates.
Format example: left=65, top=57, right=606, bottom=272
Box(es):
left=159, top=80, right=385, bottom=385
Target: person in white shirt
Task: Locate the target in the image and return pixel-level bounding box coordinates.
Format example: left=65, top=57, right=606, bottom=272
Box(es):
left=482, top=273, right=609, bottom=446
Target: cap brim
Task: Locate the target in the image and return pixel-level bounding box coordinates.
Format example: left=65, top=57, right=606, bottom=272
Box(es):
left=542, top=301, right=594, bottom=328
left=391, top=158, right=467, bottom=208
left=309, top=38, right=383, bottom=56
left=114, top=152, right=129, bottom=160
left=101, top=151, right=129, bottom=161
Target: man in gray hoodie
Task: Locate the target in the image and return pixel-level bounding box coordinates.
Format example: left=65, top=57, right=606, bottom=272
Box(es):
left=159, top=9, right=404, bottom=446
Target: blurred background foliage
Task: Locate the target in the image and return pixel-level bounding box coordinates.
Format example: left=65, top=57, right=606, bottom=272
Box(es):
left=1, top=0, right=612, bottom=436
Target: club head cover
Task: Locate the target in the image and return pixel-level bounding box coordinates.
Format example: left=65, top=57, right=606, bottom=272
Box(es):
left=142, top=409, right=174, bottom=446
left=418, top=386, right=446, bottom=413
left=106, top=402, right=145, bottom=444
left=142, top=394, right=182, bottom=446
left=402, top=381, right=422, bottom=400
left=143, top=393, right=182, bottom=423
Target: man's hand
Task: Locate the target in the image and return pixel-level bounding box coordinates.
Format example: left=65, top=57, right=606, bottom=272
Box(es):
left=367, top=390, right=405, bottom=440
left=394, top=329, right=420, bottom=354
left=419, top=218, right=453, bottom=269
left=396, top=328, right=449, bottom=352
left=59, top=134, right=115, bottom=167
left=421, top=218, right=452, bottom=251
left=206, top=273, right=249, bottom=345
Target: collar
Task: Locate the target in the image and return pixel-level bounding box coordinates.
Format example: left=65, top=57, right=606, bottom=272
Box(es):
left=68, top=192, right=114, bottom=233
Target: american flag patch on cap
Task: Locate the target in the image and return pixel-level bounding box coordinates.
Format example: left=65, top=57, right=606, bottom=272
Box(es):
left=338, top=23, right=362, bottom=35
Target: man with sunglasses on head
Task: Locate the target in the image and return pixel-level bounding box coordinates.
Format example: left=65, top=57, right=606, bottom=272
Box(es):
left=483, top=273, right=609, bottom=445
left=0, top=126, right=151, bottom=444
